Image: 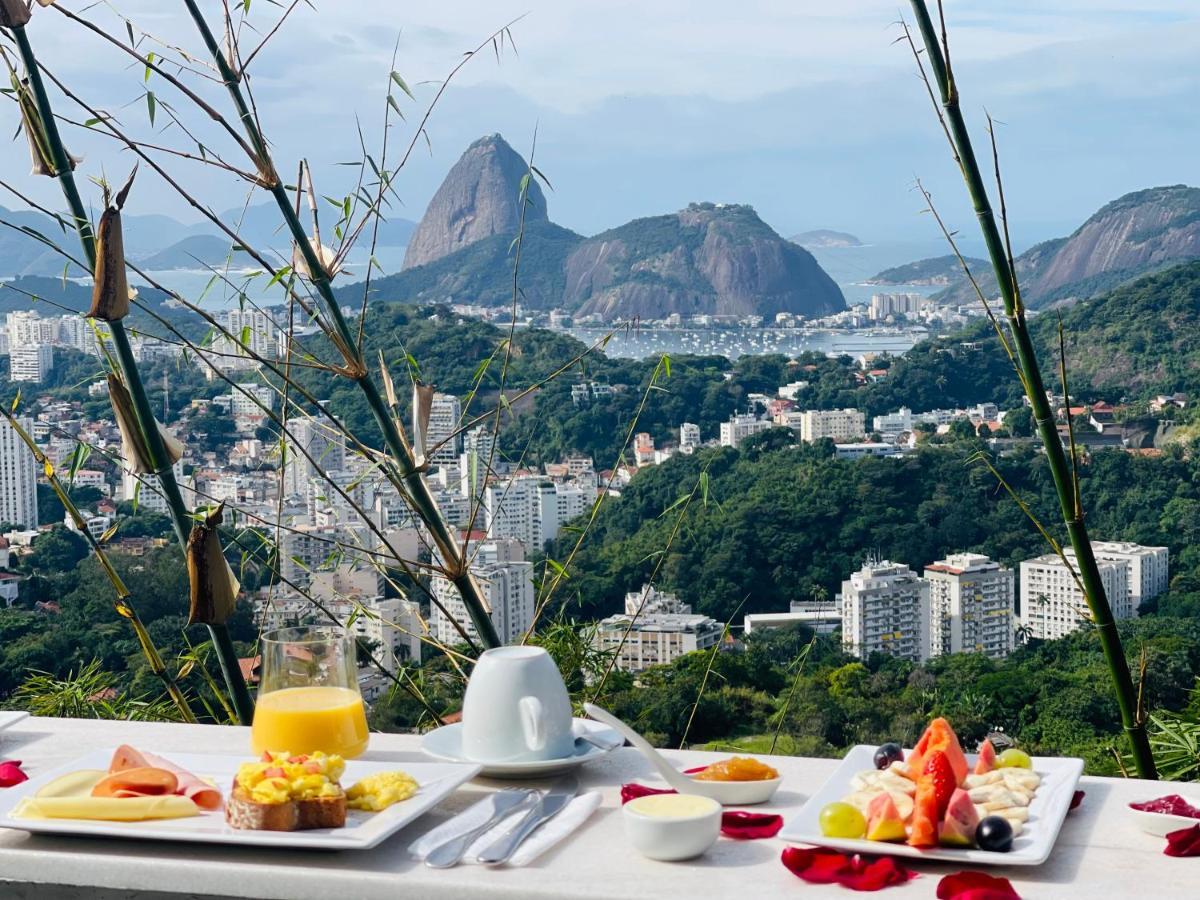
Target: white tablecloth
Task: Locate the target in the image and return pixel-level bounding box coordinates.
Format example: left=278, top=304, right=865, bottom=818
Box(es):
left=0, top=717, right=1190, bottom=898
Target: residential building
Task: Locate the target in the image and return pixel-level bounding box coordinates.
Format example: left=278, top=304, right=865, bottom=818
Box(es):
left=778, top=381, right=810, bottom=401
left=354, top=597, right=423, bottom=670
left=283, top=415, right=346, bottom=497
left=680, top=422, right=701, bottom=453
left=924, top=553, right=1015, bottom=659
left=0, top=417, right=38, bottom=528
left=592, top=611, right=724, bottom=672
left=483, top=476, right=588, bottom=551
left=230, top=382, right=276, bottom=428
left=841, top=559, right=930, bottom=662
left=633, top=432, right=655, bottom=466
left=719, top=413, right=771, bottom=448
left=226, top=309, right=279, bottom=359
left=9, top=344, right=53, bottom=383
left=1019, top=553, right=1128, bottom=640
left=430, top=537, right=534, bottom=644
left=869, top=293, right=925, bottom=321
left=834, top=442, right=903, bottom=460
left=624, top=584, right=691, bottom=616
left=873, top=407, right=914, bottom=436
left=1090, top=542, right=1169, bottom=614
left=799, top=408, right=866, bottom=443
left=423, top=393, right=462, bottom=469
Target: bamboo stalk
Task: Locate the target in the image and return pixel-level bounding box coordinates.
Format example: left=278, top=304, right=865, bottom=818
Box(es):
left=7, top=22, right=255, bottom=726
left=180, top=0, right=502, bottom=649
left=908, top=0, right=1156, bottom=778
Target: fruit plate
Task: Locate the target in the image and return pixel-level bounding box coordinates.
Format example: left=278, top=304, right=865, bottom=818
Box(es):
left=778, top=744, right=1084, bottom=866
left=0, top=749, right=481, bottom=850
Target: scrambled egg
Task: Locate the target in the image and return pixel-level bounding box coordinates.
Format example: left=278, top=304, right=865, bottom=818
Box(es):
left=346, top=771, right=418, bottom=811
left=235, top=752, right=345, bottom=805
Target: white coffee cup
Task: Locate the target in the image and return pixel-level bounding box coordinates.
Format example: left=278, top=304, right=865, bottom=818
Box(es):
left=461, top=646, right=574, bottom=763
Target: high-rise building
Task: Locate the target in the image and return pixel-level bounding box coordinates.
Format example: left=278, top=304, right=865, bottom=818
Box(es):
left=226, top=309, right=279, bottom=359
left=1019, top=553, right=1128, bottom=640
left=1019, top=541, right=1167, bottom=639
left=869, top=293, right=925, bottom=321
left=924, top=553, right=1015, bottom=659
left=800, top=408, right=866, bottom=443
left=1089, top=542, right=1169, bottom=615
left=57, top=316, right=100, bottom=355
left=6, top=311, right=57, bottom=347
left=841, top=559, right=930, bottom=662
left=431, top=537, right=534, bottom=644
left=122, top=460, right=186, bottom=516
left=9, top=344, right=53, bottom=383
left=483, top=476, right=587, bottom=551
left=424, top=393, right=462, bottom=469
left=283, top=415, right=346, bottom=497
left=0, top=416, right=39, bottom=528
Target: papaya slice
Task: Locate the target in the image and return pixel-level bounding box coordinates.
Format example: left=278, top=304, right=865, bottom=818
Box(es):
left=91, top=766, right=179, bottom=798
left=907, top=718, right=969, bottom=786
left=907, top=774, right=940, bottom=849
left=975, top=739, right=997, bottom=776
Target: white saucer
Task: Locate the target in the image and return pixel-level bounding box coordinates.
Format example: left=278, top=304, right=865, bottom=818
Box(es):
left=420, top=717, right=622, bottom=778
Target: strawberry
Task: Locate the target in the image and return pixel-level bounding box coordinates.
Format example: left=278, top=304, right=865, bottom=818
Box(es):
left=922, top=749, right=957, bottom=818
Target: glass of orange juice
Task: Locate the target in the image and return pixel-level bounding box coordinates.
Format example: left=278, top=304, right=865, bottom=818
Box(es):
left=251, top=626, right=369, bottom=759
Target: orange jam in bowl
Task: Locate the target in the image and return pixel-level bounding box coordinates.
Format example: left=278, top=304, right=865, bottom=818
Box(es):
left=691, top=756, right=779, bottom=782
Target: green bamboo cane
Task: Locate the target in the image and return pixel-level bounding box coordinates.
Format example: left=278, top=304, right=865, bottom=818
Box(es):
left=180, top=0, right=502, bottom=649
left=6, top=22, right=255, bottom=726
left=908, top=0, right=1156, bottom=778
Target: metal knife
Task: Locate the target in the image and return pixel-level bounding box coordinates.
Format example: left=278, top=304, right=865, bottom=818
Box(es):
left=424, top=789, right=536, bottom=869
left=474, top=776, right=579, bottom=866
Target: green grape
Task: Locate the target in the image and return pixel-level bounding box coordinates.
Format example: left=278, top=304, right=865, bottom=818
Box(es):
left=995, top=748, right=1032, bottom=769
left=819, top=801, right=867, bottom=838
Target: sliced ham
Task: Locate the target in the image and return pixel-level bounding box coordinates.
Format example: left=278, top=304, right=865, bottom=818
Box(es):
left=109, top=745, right=223, bottom=811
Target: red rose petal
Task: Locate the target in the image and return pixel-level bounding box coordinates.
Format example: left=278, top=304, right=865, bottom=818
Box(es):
left=1165, top=824, right=1200, bottom=857
left=937, top=870, right=1021, bottom=899
left=1070, top=790, right=1085, bottom=812
left=0, top=760, right=28, bottom=788
left=781, top=847, right=915, bottom=891
left=720, top=810, right=783, bottom=840
left=620, top=782, right=675, bottom=804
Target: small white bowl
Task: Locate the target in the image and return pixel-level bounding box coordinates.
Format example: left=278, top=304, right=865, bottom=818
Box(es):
left=1128, top=804, right=1200, bottom=837
left=623, top=793, right=722, bottom=861
left=682, top=774, right=782, bottom=806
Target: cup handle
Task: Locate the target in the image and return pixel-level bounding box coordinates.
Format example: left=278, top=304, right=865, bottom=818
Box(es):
left=518, top=696, right=546, bottom=751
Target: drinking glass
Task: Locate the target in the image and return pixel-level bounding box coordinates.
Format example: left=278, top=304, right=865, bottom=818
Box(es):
left=250, top=625, right=369, bottom=758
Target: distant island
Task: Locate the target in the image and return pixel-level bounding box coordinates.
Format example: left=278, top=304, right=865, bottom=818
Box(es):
left=791, top=229, right=863, bottom=249
left=867, top=254, right=986, bottom=286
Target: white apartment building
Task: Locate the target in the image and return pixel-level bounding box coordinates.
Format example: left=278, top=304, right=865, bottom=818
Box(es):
left=1019, top=553, right=1128, bottom=640
left=592, top=612, right=724, bottom=672
left=278, top=523, right=341, bottom=586
left=800, top=408, right=866, bottom=443
left=719, top=413, right=771, bottom=448
left=226, top=309, right=279, bottom=359
left=1019, top=541, right=1167, bottom=639
left=0, top=416, right=39, bottom=528
left=430, top=537, right=534, bottom=644
left=6, top=311, right=57, bottom=346
left=869, top=293, right=925, bottom=321
left=841, top=559, right=930, bottom=662
left=121, top=459, right=186, bottom=516
left=778, top=381, right=810, bottom=401
left=680, top=422, right=701, bottom=453
left=9, top=344, right=53, bottom=383
left=425, top=393, right=462, bottom=469
left=57, top=315, right=100, bottom=355
left=354, top=597, right=423, bottom=670
left=230, top=382, right=276, bottom=421
left=1090, top=542, right=1169, bottom=614
left=483, top=476, right=588, bottom=551
left=873, top=407, right=914, bottom=436
left=924, top=553, right=1015, bottom=659
left=283, top=416, right=346, bottom=497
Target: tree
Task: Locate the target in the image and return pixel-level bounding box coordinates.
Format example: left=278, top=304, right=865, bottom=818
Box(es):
left=24, top=526, right=90, bottom=574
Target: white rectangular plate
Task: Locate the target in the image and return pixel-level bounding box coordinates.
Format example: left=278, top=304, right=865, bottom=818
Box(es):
left=778, top=744, right=1083, bottom=866
left=0, top=711, right=28, bottom=733
left=0, top=748, right=481, bottom=850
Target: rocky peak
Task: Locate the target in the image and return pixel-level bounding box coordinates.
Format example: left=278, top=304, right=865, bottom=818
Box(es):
left=402, top=134, right=547, bottom=270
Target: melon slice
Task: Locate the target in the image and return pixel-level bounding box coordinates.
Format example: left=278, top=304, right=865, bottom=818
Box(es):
left=866, top=793, right=907, bottom=842
left=908, top=718, right=969, bottom=786
left=975, top=739, right=997, bottom=775
left=939, top=788, right=980, bottom=847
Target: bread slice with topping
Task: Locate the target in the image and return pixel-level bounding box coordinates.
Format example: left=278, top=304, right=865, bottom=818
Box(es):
left=224, top=751, right=348, bottom=832
left=225, top=782, right=346, bottom=831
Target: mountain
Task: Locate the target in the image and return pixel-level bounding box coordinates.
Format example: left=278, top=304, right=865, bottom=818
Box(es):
left=936, top=186, right=1200, bottom=308
left=346, top=220, right=582, bottom=310
left=402, top=134, right=546, bottom=270
left=867, top=255, right=987, bottom=286
left=792, top=229, right=862, bottom=249
left=564, top=203, right=845, bottom=320
left=138, top=235, right=249, bottom=270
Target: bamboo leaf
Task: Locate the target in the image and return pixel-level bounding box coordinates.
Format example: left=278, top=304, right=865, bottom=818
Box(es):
left=390, top=71, right=415, bottom=100
left=145, top=91, right=156, bottom=126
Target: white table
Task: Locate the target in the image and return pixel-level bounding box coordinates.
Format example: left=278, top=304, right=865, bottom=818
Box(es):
left=0, top=717, right=1189, bottom=898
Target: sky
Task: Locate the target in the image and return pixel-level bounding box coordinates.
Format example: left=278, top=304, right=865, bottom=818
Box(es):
left=3, top=1, right=1199, bottom=247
